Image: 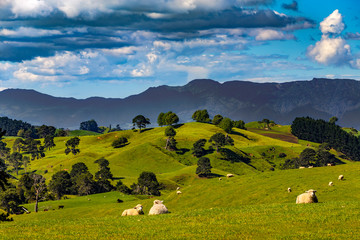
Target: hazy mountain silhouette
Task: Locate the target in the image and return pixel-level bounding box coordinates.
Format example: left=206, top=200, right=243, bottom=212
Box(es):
left=1, top=78, right=360, bottom=129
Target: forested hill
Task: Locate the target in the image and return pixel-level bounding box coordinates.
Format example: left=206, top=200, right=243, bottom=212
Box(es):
left=1, top=78, right=360, bottom=129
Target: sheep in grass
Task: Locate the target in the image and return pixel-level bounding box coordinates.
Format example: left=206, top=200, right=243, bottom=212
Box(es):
left=329, top=182, right=333, bottom=187
left=338, top=175, right=344, bottom=180
left=149, top=200, right=169, bottom=215
left=121, top=204, right=144, bottom=216
left=226, top=174, right=234, bottom=178
left=176, top=187, right=181, bottom=190
left=288, top=187, right=292, bottom=193
left=296, top=189, right=318, bottom=204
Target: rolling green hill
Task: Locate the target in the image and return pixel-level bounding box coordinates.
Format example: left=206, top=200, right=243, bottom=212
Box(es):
left=1, top=122, right=359, bottom=239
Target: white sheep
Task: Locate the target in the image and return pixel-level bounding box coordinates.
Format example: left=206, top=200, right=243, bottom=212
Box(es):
left=329, top=182, right=333, bottom=186
left=226, top=174, right=234, bottom=178
left=149, top=200, right=169, bottom=215
left=338, top=175, right=344, bottom=180
left=288, top=187, right=292, bottom=193
left=121, top=204, right=144, bottom=216
left=219, top=178, right=222, bottom=181
left=176, top=187, right=181, bottom=190
left=299, top=166, right=305, bottom=169
left=296, top=189, right=318, bottom=204
left=176, top=191, right=182, bottom=195
left=308, top=166, right=313, bottom=168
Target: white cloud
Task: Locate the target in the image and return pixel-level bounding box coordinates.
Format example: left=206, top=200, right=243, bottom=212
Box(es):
left=0, top=27, right=63, bottom=37
left=350, top=59, right=360, bottom=69
left=307, top=36, right=351, bottom=65
left=254, top=29, right=295, bottom=41
left=320, top=9, right=344, bottom=35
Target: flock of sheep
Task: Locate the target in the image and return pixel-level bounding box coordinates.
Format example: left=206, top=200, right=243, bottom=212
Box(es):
left=293, top=174, right=345, bottom=204
left=121, top=172, right=346, bottom=217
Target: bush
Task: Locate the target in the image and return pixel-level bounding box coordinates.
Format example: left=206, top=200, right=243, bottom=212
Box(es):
left=278, top=153, right=287, bottom=158
left=116, top=180, right=131, bottom=195
left=0, top=209, right=13, bottom=222
left=112, top=137, right=128, bottom=148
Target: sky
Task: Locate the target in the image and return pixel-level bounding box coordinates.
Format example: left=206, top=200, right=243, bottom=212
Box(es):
left=0, top=0, right=359, bottom=99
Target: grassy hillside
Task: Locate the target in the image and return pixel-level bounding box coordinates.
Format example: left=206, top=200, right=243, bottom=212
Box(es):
left=1, top=122, right=359, bottom=239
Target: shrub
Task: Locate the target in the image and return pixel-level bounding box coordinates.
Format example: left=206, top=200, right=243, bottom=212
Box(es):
left=112, top=137, right=128, bottom=148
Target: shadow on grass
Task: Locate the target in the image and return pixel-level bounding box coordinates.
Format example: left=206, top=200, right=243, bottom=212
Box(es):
left=176, top=148, right=190, bottom=155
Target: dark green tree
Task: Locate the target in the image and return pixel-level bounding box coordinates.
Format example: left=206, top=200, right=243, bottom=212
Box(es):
left=192, top=139, right=207, bottom=158
left=70, top=162, right=89, bottom=179
left=329, top=116, right=338, bottom=124
left=132, top=115, right=150, bottom=133
left=94, top=158, right=113, bottom=181
left=196, top=157, right=212, bottom=177
left=157, top=112, right=165, bottom=126
left=299, top=148, right=316, bottom=166
left=132, top=171, right=161, bottom=196
left=44, top=136, right=56, bottom=150
left=75, top=172, right=97, bottom=196
left=8, top=152, right=23, bottom=175
left=219, top=118, right=233, bottom=133
left=32, top=174, right=47, bottom=212
left=112, top=137, right=128, bottom=148
left=116, top=180, right=132, bottom=195
left=192, top=109, right=210, bottom=123
left=12, top=138, right=23, bottom=152
left=55, top=129, right=68, bottom=137
left=48, top=171, right=72, bottom=200
left=0, top=129, right=9, bottom=191
left=22, top=156, right=30, bottom=174
left=0, top=188, right=21, bottom=214
left=80, top=119, right=99, bottom=132
left=165, top=126, right=177, bottom=151
left=212, top=114, right=223, bottom=125
left=209, top=133, right=234, bottom=152
left=233, top=120, right=246, bottom=129
left=65, top=137, right=80, bottom=155
left=21, top=138, right=45, bottom=160
left=164, top=112, right=179, bottom=125
left=37, top=125, right=56, bottom=138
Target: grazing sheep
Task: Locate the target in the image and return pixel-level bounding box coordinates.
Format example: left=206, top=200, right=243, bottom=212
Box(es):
left=176, top=187, right=181, bottom=190
left=226, top=174, right=234, bottom=178
left=176, top=191, right=182, bottom=195
left=338, top=175, right=344, bottom=180
left=121, top=204, right=144, bottom=216
left=308, top=166, right=313, bottom=168
left=327, top=163, right=335, bottom=166
left=296, top=189, right=318, bottom=204
left=329, top=182, right=333, bottom=186
left=149, top=200, right=169, bottom=215
left=219, top=178, right=222, bottom=181
left=299, top=166, right=305, bottom=169
left=288, top=187, right=292, bottom=193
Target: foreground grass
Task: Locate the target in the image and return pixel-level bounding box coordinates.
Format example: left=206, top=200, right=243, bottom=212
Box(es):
left=1, top=200, right=359, bottom=239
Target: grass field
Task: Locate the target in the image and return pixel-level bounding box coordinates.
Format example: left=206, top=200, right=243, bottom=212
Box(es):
left=1, top=122, right=359, bottom=239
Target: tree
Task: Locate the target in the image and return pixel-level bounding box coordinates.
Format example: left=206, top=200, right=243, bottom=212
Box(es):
left=212, top=114, right=223, bottom=125
left=12, top=138, right=23, bottom=152
left=219, top=118, right=233, bottom=133
left=262, top=118, right=270, bottom=129
left=196, top=157, right=212, bottom=177
left=0, top=129, right=9, bottom=191
left=75, top=172, right=97, bottom=196
left=329, top=116, right=338, bottom=124
left=8, top=152, right=23, bottom=175
left=55, top=129, right=68, bottom=137
left=22, top=156, right=30, bottom=174
left=21, top=138, right=45, bottom=160
left=132, top=171, right=160, bottom=196
left=94, top=158, right=113, bottom=181
left=192, top=109, right=210, bottom=123
left=37, top=125, right=56, bottom=138
left=299, top=148, right=316, bottom=166
left=80, top=119, right=99, bottom=132
left=132, top=115, right=150, bottom=133
left=192, top=139, right=207, bottom=158
left=48, top=171, right=72, bottom=200
left=112, top=137, right=128, bottom=148
left=233, top=120, right=246, bottom=129
left=0, top=188, right=21, bottom=214
left=157, top=112, right=165, bottom=126
left=44, top=136, right=56, bottom=150
left=32, top=174, right=47, bottom=213
left=70, top=162, right=89, bottom=179
left=165, top=126, right=177, bottom=151
left=116, top=180, right=131, bottom=195
left=65, top=137, right=80, bottom=155
left=209, top=133, right=234, bottom=152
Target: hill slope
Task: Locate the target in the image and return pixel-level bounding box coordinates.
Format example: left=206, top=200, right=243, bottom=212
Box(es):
left=2, top=78, right=360, bottom=128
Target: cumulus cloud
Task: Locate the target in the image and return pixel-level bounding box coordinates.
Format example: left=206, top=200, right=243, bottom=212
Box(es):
left=320, top=9, right=344, bottom=35
left=254, top=29, right=295, bottom=41
left=307, top=10, right=354, bottom=66
left=307, top=36, right=351, bottom=65
left=0, top=27, right=63, bottom=37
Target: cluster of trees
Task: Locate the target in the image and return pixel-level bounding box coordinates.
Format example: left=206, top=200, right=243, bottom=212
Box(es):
left=0, top=117, right=35, bottom=137
left=80, top=120, right=99, bottom=132
left=157, top=111, right=179, bottom=126
left=281, top=144, right=337, bottom=169
left=291, top=117, right=360, bottom=161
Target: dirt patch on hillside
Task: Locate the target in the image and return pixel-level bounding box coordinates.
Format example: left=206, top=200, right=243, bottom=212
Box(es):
left=260, top=133, right=298, bottom=143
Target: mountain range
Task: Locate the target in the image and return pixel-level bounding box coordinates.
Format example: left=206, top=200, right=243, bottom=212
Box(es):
left=1, top=78, right=360, bottom=129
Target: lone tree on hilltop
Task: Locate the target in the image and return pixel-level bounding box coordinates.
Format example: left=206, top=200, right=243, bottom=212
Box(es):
left=192, top=109, right=210, bottom=123
left=65, top=137, right=80, bottom=155
left=196, top=157, right=212, bottom=177
left=164, top=126, right=177, bottom=151
left=132, top=115, right=150, bottom=133
left=80, top=119, right=99, bottom=132
left=209, top=133, right=234, bottom=152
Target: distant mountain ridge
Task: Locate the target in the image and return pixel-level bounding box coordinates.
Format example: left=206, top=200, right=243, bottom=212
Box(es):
left=1, top=78, right=360, bottom=129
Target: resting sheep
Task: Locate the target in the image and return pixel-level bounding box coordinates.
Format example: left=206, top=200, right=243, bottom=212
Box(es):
left=296, top=189, right=318, bottom=204
left=338, top=175, right=344, bottom=180
left=176, top=187, right=181, bottom=190
left=149, top=200, right=169, bottom=215
left=121, top=204, right=144, bottom=216
left=226, top=174, right=234, bottom=178
left=287, top=187, right=292, bottom=193
left=176, top=191, right=182, bottom=195
left=329, top=182, right=333, bottom=186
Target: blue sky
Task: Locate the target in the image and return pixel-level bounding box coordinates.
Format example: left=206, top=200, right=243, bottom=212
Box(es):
left=0, top=0, right=359, bottom=98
